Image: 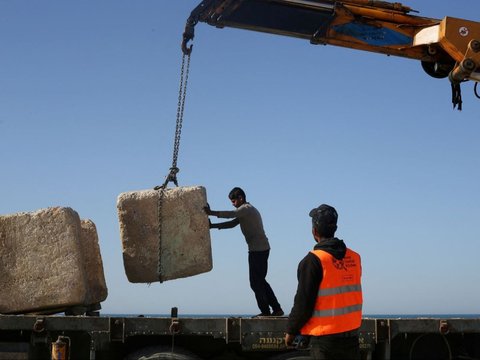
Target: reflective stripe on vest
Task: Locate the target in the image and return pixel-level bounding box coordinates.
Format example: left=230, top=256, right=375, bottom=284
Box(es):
left=300, top=248, right=363, bottom=336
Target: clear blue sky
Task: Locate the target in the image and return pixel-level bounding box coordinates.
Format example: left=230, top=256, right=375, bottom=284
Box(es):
left=1, top=1, right=479, bottom=316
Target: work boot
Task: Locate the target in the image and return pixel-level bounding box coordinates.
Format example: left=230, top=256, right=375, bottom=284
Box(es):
left=271, top=309, right=284, bottom=316
left=252, top=312, right=271, bottom=318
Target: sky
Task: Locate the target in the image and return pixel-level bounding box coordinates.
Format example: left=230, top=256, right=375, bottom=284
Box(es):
left=1, top=1, right=479, bottom=316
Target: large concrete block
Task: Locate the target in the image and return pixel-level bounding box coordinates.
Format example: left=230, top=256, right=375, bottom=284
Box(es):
left=0, top=207, right=89, bottom=314
left=80, top=219, right=108, bottom=305
left=117, top=186, right=212, bottom=283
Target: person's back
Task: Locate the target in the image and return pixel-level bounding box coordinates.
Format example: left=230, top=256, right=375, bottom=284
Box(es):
left=216, top=202, right=270, bottom=252
left=285, top=204, right=362, bottom=359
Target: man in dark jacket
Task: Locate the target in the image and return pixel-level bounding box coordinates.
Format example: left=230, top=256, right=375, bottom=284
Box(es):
left=285, top=204, right=362, bottom=359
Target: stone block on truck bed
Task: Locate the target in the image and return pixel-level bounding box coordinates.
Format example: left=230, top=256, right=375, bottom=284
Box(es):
left=117, top=186, right=212, bottom=283
left=0, top=207, right=89, bottom=314
left=80, top=219, right=108, bottom=305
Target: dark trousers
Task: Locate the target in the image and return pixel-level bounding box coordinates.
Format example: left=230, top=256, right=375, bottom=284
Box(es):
left=310, top=335, right=361, bottom=360
left=248, top=250, right=281, bottom=314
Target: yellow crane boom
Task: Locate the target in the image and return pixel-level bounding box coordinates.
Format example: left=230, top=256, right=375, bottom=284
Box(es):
left=183, top=0, right=480, bottom=109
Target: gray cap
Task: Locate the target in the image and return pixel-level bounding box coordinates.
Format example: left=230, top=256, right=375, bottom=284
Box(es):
left=309, top=204, right=338, bottom=226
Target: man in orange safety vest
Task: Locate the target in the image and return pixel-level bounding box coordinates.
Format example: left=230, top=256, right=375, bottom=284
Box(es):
left=285, top=204, right=362, bottom=359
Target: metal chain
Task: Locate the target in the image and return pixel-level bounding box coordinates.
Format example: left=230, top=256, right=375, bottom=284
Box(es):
left=155, top=49, right=192, bottom=282
left=172, top=51, right=191, bottom=172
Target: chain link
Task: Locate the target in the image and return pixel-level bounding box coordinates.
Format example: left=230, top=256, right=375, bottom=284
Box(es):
left=155, top=50, right=192, bottom=282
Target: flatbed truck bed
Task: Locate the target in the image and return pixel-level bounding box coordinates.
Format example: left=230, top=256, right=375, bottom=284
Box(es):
left=1, top=310, right=479, bottom=359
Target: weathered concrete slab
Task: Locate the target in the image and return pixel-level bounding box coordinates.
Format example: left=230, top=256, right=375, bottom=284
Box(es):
left=80, top=219, right=108, bottom=305
left=117, top=186, right=212, bottom=283
left=0, top=207, right=89, bottom=314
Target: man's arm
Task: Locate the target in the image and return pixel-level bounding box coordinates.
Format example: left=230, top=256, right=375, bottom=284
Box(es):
left=285, top=253, right=322, bottom=336
left=210, top=218, right=240, bottom=229
left=204, top=204, right=240, bottom=229
left=204, top=203, right=238, bottom=219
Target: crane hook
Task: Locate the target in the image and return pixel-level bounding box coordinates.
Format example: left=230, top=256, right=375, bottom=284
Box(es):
left=182, top=19, right=196, bottom=55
